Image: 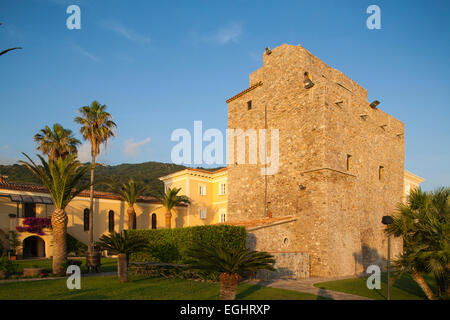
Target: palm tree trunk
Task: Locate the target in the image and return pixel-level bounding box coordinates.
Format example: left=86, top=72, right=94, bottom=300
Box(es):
left=117, top=253, right=128, bottom=283
left=127, top=207, right=136, bottom=230
left=412, top=270, right=435, bottom=300
left=165, top=211, right=172, bottom=229
left=88, top=155, right=96, bottom=251
left=51, top=208, right=68, bottom=275
left=219, top=273, right=240, bottom=300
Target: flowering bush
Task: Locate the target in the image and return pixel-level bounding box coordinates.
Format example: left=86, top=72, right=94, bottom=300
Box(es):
left=16, top=217, right=51, bottom=235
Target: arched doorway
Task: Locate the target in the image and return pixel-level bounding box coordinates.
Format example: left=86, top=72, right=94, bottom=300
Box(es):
left=151, top=213, right=157, bottom=229
left=23, top=236, right=46, bottom=258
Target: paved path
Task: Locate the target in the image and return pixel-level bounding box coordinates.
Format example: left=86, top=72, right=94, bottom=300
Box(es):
left=249, top=276, right=372, bottom=300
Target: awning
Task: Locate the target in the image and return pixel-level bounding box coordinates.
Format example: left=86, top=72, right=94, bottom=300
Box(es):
left=9, top=194, right=53, bottom=204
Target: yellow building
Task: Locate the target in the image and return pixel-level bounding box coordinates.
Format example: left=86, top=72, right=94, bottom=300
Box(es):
left=159, top=168, right=228, bottom=226
left=0, top=168, right=422, bottom=259
left=0, top=179, right=186, bottom=258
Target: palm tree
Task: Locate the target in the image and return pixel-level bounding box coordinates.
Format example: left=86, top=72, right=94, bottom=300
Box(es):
left=116, top=179, right=148, bottom=230
left=96, top=231, right=148, bottom=283
left=386, top=187, right=450, bottom=300
left=187, top=243, right=275, bottom=300
left=33, top=123, right=81, bottom=161
left=0, top=22, right=22, bottom=56
left=157, top=187, right=190, bottom=229
left=74, top=101, right=116, bottom=252
left=20, top=154, right=91, bottom=275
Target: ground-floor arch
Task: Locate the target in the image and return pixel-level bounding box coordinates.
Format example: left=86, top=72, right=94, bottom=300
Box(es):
left=22, top=235, right=46, bottom=258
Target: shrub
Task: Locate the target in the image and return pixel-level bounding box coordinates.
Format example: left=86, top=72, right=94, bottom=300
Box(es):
left=0, top=256, right=18, bottom=275
left=67, top=233, right=87, bottom=256
left=61, top=259, right=83, bottom=271
left=16, top=217, right=51, bottom=235
left=129, top=225, right=246, bottom=264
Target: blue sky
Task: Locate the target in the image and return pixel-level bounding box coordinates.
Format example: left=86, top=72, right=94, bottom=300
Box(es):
left=0, top=0, right=449, bottom=190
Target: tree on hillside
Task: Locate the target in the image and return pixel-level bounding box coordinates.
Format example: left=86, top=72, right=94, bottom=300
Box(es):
left=20, top=154, right=91, bottom=275
left=74, top=101, right=116, bottom=253
left=33, top=123, right=81, bottom=161
left=386, top=187, right=450, bottom=300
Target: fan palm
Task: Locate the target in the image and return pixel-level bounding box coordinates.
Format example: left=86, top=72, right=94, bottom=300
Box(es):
left=20, top=153, right=91, bottom=275
left=116, top=179, right=148, bottom=230
left=386, top=187, right=450, bottom=300
left=33, top=123, right=81, bottom=161
left=187, top=243, right=275, bottom=300
left=0, top=22, right=22, bottom=56
left=74, top=101, right=116, bottom=251
left=157, top=187, right=190, bottom=229
left=96, top=231, right=148, bottom=282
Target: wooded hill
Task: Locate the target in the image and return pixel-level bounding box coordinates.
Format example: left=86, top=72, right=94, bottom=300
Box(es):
left=0, top=161, right=222, bottom=197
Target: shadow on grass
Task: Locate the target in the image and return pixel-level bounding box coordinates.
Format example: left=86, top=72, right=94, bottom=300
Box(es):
left=235, top=282, right=265, bottom=299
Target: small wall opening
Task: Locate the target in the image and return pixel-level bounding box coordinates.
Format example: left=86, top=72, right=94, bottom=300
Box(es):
left=379, top=166, right=385, bottom=182
left=346, top=154, right=352, bottom=171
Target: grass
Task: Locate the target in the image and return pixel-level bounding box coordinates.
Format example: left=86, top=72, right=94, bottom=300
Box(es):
left=0, top=275, right=320, bottom=300
left=314, top=272, right=437, bottom=300
left=13, top=257, right=117, bottom=274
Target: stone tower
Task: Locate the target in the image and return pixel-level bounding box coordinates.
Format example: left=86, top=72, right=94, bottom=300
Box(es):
left=226, top=44, right=404, bottom=277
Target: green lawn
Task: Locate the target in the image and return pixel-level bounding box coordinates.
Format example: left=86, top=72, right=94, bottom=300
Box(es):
left=0, top=275, right=320, bottom=300
left=13, top=257, right=117, bottom=274
left=314, top=272, right=437, bottom=300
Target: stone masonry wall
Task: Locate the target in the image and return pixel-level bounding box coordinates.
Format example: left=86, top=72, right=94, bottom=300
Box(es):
left=227, top=44, right=404, bottom=277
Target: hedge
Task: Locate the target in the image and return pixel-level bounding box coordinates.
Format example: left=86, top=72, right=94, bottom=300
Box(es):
left=129, top=225, right=247, bottom=264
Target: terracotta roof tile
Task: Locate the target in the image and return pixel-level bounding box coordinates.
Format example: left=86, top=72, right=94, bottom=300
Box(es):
left=0, top=181, right=167, bottom=204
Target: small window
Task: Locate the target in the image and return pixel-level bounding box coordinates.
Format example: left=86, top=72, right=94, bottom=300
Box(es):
left=219, top=212, right=226, bottom=223
left=199, top=208, right=207, bottom=219
left=247, top=100, right=252, bottom=110
left=199, top=184, right=207, bottom=196
left=108, top=210, right=114, bottom=232
left=24, top=202, right=36, bottom=218
left=346, top=154, right=352, bottom=171
left=83, top=208, right=90, bottom=231
left=219, top=183, right=226, bottom=195
left=151, top=213, right=157, bottom=229
left=379, top=166, right=385, bottom=182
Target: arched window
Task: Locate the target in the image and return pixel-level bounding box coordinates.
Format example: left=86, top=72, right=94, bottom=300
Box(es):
left=151, top=213, right=157, bottom=229
left=108, top=210, right=114, bottom=232
left=83, top=209, right=90, bottom=231
left=131, top=212, right=137, bottom=230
